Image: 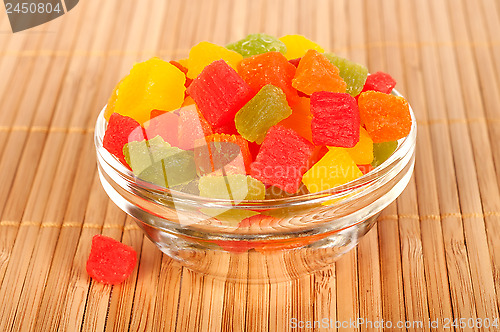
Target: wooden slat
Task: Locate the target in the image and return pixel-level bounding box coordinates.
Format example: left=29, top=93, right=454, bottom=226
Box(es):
left=411, top=1, right=461, bottom=330
left=357, top=2, right=383, bottom=331
left=0, top=8, right=81, bottom=287
left=376, top=1, right=407, bottom=329
left=456, top=0, right=500, bottom=310
left=0, top=0, right=106, bottom=328
left=428, top=0, right=500, bottom=327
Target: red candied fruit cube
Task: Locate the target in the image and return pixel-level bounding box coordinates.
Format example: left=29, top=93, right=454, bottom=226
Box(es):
left=288, top=57, right=301, bottom=67
left=247, top=141, right=261, bottom=161
left=310, top=92, right=360, bottom=148
left=238, top=52, right=299, bottom=107
left=145, top=111, right=179, bottom=146
left=310, top=145, right=329, bottom=165
left=86, top=235, right=137, bottom=285
left=188, top=60, right=253, bottom=132
left=103, top=113, right=144, bottom=167
left=251, top=125, right=314, bottom=193
left=177, top=105, right=213, bottom=150
left=360, top=71, right=396, bottom=95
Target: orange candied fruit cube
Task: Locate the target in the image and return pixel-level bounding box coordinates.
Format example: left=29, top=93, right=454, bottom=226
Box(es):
left=358, top=91, right=411, bottom=143
left=292, top=49, right=346, bottom=95
left=277, top=96, right=313, bottom=142
left=237, top=51, right=299, bottom=107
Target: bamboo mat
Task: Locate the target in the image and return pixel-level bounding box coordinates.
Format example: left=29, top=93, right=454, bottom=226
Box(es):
left=0, top=0, right=499, bottom=331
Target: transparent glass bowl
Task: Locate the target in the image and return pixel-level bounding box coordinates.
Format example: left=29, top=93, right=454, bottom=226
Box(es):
left=94, top=90, right=416, bottom=283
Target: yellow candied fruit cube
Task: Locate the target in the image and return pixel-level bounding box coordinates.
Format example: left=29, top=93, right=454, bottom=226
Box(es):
left=302, top=147, right=362, bottom=193
left=342, top=127, right=374, bottom=164
left=177, top=58, right=189, bottom=69
left=279, top=34, right=324, bottom=60
left=186, top=41, right=243, bottom=79
left=112, top=57, right=186, bottom=125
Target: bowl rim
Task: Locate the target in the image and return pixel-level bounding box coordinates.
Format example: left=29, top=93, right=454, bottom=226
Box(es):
left=94, top=89, right=417, bottom=209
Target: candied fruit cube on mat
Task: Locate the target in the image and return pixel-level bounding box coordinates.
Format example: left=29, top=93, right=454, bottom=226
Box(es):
left=144, top=111, right=179, bottom=147
left=310, top=92, right=360, bottom=147
left=302, top=148, right=362, bottom=193
left=199, top=174, right=265, bottom=201
left=177, top=105, right=213, bottom=150
left=292, top=49, right=347, bottom=95
left=361, top=71, right=396, bottom=94
left=86, top=235, right=137, bottom=285
left=251, top=125, right=314, bottom=193
left=324, top=53, right=368, bottom=97
left=186, top=41, right=243, bottom=79
left=195, top=134, right=252, bottom=175
left=111, top=57, right=186, bottom=125
left=358, top=91, right=411, bottom=143
left=235, top=85, right=292, bottom=144
left=104, top=78, right=123, bottom=121
left=188, top=60, right=253, bottom=130
left=279, top=34, right=324, bottom=60
left=372, top=141, right=398, bottom=167
left=238, top=51, right=299, bottom=107
left=277, top=97, right=313, bottom=142
left=103, top=113, right=144, bottom=166
left=226, top=33, right=287, bottom=58
left=343, top=127, right=374, bottom=164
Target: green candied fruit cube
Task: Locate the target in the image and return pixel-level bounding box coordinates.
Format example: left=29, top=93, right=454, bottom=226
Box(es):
left=226, top=33, right=287, bottom=58
left=324, top=53, right=368, bottom=97
left=235, top=84, right=292, bottom=144
left=138, top=148, right=197, bottom=188
left=124, top=135, right=197, bottom=188
left=123, top=135, right=172, bottom=175
left=371, top=141, right=398, bottom=167
left=199, top=174, right=266, bottom=201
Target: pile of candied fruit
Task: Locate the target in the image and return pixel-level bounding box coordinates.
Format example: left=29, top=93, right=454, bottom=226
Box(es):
left=102, top=34, right=411, bottom=201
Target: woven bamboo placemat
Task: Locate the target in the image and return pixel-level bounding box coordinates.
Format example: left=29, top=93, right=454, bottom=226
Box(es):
left=0, top=0, right=499, bottom=331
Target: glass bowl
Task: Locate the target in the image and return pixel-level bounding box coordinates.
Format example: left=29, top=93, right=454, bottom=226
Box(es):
left=94, top=90, right=416, bottom=283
